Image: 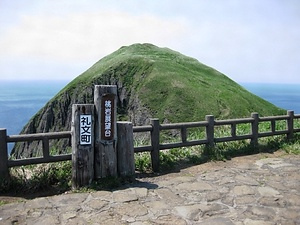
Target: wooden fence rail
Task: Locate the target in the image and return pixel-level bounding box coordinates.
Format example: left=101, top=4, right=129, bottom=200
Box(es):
left=7, top=131, right=72, bottom=167
left=0, top=110, right=300, bottom=177
left=132, top=110, right=300, bottom=172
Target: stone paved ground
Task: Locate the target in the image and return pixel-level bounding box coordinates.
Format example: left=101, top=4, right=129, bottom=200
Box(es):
left=1, top=151, right=300, bottom=224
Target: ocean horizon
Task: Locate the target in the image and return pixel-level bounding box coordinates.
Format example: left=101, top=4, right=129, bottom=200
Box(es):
left=1, top=80, right=299, bottom=153
left=241, top=83, right=300, bottom=115
left=0, top=80, right=69, bottom=134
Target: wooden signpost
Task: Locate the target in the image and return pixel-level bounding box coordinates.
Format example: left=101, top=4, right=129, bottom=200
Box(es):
left=71, top=104, right=94, bottom=189
left=94, top=85, right=118, bottom=178
left=71, top=84, right=135, bottom=187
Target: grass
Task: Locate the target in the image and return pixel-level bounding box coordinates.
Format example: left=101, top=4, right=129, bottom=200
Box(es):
left=0, top=161, right=72, bottom=196
left=135, top=152, right=152, bottom=172
left=134, top=120, right=300, bottom=171
left=281, top=137, right=300, bottom=154
left=0, top=200, right=7, bottom=206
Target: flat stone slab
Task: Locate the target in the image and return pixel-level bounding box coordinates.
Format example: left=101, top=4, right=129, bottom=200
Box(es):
left=1, top=152, right=300, bottom=224
left=232, top=185, right=256, bottom=196
left=255, top=157, right=294, bottom=169
left=176, top=181, right=213, bottom=192
left=257, top=186, right=281, bottom=197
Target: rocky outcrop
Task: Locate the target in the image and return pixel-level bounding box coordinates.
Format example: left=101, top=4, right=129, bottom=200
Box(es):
left=11, top=63, right=153, bottom=158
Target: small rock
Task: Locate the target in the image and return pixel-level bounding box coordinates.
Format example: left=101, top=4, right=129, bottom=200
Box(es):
left=113, top=189, right=138, bottom=203
left=176, top=181, right=213, bottom=192
left=174, top=204, right=203, bottom=221
left=258, top=197, right=286, bottom=208
left=131, top=187, right=148, bottom=199
left=235, top=175, right=259, bottom=186
left=206, top=191, right=222, bottom=202
left=154, top=188, right=184, bottom=205
left=200, top=217, right=235, bottom=225
left=246, top=206, right=276, bottom=220
left=257, top=186, right=281, bottom=197
left=153, top=214, right=187, bottom=225
left=145, top=200, right=169, bottom=215
left=235, top=195, right=256, bottom=205
left=244, top=218, right=275, bottom=225
left=233, top=185, right=256, bottom=196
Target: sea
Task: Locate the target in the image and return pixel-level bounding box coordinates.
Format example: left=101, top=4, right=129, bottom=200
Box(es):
left=0, top=80, right=299, bottom=154
left=241, top=83, right=300, bottom=114
left=0, top=80, right=68, bottom=153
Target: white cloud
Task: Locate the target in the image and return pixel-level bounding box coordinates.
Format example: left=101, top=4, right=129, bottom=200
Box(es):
left=0, top=10, right=187, bottom=63
left=0, top=0, right=299, bottom=83
left=173, top=2, right=300, bottom=84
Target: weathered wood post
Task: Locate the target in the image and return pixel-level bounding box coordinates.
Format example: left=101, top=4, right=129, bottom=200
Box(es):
left=251, top=112, right=259, bottom=147
left=94, top=85, right=118, bottom=178
left=71, top=104, right=94, bottom=189
left=205, top=115, right=215, bottom=148
left=117, top=121, right=135, bottom=177
left=287, top=110, right=294, bottom=140
left=150, top=118, right=160, bottom=172
left=181, top=127, right=187, bottom=143
left=0, top=128, right=9, bottom=179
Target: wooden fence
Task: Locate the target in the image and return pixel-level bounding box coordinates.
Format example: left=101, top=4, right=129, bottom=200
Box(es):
left=1, top=110, right=300, bottom=177
left=133, top=111, right=300, bottom=171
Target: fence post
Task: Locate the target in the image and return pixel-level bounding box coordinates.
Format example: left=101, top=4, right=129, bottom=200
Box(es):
left=205, top=115, right=215, bottom=148
left=287, top=110, right=294, bottom=140
left=94, top=85, right=118, bottom=178
left=0, top=128, right=9, bottom=179
left=117, top=122, right=135, bottom=177
left=181, top=127, right=187, bottom=143
left=251, top=112, right=259, bottom=147
left=150, top=118, right=160, bottom=172
left=42, top=137, right=50, bottom=160
left=71, top=104, right=95, bottom=189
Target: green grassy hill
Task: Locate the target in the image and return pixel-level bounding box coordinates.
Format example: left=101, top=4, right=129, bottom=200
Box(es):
left=12, top=43, right=285, bottom=158
left=59, top=43, right=284, bottom=121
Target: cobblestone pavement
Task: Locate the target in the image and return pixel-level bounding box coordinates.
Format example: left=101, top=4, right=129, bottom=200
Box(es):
left=1, top=151, right=300, bottom=224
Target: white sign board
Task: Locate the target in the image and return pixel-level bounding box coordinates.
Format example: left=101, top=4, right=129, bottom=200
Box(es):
left=80, top=115, right=92, bottom=145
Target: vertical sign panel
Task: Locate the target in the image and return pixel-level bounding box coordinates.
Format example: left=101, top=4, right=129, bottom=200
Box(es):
left=94, top=85, right=117, bottom=178
left=80, top=115, right=92, bottom=145
left=101, top=93, right=115, bottom=140
left=72, top=104, right=94, bottom=189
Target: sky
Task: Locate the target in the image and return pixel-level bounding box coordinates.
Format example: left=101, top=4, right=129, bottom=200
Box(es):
left=0, top=0, right=299, bottom=84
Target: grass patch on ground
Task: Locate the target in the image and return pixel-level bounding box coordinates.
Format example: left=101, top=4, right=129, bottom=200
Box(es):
left=0, top=161, right=72, bottom=197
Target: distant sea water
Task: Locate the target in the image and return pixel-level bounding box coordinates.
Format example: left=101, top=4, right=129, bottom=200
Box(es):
left=0, top=81, right=299, bottom=154
left=0, top=80, right=68, bottom=153
left=241, top=83, right=300, bottom=114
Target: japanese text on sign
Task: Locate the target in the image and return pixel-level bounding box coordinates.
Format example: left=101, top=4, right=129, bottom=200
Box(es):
left=101, top=93, right=115, bottom=140
left=80, top=115, right=92, bottom=145
left=104, top=100, right=112, bottom=138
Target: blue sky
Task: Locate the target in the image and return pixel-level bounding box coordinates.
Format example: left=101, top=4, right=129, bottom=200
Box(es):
left=0, top=0, right=299, bottom=83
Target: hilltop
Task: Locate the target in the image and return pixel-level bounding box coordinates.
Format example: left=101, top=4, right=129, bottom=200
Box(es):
left=11, top=43, right=284, bottom=158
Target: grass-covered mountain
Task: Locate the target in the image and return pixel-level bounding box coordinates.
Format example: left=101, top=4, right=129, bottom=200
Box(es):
left=12, top=43, right=285, bottom=158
